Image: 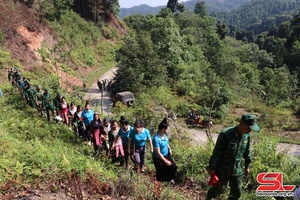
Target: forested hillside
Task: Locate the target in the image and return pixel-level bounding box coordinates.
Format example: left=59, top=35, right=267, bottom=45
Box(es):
left=0, top=0, right=123, bottom=89
left=119, top=0, right=251, bottom=19
left=215, top=0, right=300, bottom=35
left=116, top=8, right=299, bottom=117
left=255, top=13, right=300, bottom=77
left=1, top=0, right=300, bottom=199
left=120, top=0, right=300, bottom=38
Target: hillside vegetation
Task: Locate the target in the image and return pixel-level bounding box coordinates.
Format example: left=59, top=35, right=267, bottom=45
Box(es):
left=119, top=0, right=252, bottom=19
left=215, top=0, right=300, bottom=35
left=0, top=0, right=122, bottom=90
left=1, top=0, right=300, bottom=199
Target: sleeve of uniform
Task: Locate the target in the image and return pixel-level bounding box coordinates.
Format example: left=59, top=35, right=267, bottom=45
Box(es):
left=208, top=131, right=226, bottom=171
left=243, top=135, right=251, bottom=169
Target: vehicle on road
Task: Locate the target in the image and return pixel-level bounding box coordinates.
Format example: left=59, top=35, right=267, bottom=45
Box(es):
left=115, top=91, right=135, bottom=106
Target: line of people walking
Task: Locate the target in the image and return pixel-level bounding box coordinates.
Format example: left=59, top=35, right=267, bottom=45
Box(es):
left=7, top=67, right=268, bottom=199
left=7, top=67, right=178, bottom=183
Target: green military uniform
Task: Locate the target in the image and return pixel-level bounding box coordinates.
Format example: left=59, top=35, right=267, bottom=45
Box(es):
left=17, top=77, right=25, bottom=97
left=23, top=79, right=31, bottom=104
left=53, top=92, right=62, bottom=116
left=42, top=89, right=56, bottom=121
left=207, top=126, right=251, bottom=200
left=27, top=84, right=37, bottom=108
left=35, top=85, right=44, bottom=115
left=8, top=69, right=13, bottom=83
left=12, top=70, right=19, bottom=86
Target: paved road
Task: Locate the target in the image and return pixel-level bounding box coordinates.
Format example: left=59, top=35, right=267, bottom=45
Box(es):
left=84, top=67, right=300, bottom=157
left=84, top=67, right=117, bottom=115
left=186, top=128, right=300, bottom=157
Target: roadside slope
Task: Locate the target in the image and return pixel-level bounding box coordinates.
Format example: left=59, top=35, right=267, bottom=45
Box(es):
left=84, top=67, right=117, bottom=114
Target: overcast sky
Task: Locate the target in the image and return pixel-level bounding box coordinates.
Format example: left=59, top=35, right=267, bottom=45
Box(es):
left=119, top=0, right=189, bottom=8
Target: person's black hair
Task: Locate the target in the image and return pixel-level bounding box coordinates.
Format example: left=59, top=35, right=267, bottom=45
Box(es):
left=119, top=116, right=128, bottom=125
left=134, top=120, right=144, bottom=128
left=158, top=117, right=169, bottom=131
left=110, top=120, right=118, bottom=128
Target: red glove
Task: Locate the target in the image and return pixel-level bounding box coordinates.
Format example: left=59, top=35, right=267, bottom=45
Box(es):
left=208, top=173, right=220, bottom=187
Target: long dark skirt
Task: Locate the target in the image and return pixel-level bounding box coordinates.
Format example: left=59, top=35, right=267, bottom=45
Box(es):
left=153, top=152, right=177, bottom=182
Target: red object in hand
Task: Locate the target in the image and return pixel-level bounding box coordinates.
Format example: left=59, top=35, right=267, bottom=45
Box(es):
left=208, top=173, right=220, bottom=187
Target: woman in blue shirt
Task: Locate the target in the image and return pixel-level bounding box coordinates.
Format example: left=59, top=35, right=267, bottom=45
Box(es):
left=152, top=118, right=177, bottom=182
left=128, top=120, right=153, bottom=173
left=81, top=103, right=94, bottom=144
left=115, top=116, right=134, bottom=170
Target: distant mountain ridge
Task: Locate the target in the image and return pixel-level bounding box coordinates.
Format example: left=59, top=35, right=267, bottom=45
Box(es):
left=119, top=4, right=164, bottom=19
left=119, top=0, right=251, bottom=19
left=215, top=0, right=300, bottom=34
left=119, top=0, right=300, bottom=37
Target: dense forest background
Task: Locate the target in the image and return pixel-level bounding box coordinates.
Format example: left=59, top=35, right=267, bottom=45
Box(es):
left=0, top=0, right=300, bottom=199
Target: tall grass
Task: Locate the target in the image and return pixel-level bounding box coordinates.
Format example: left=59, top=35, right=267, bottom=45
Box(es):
left=173, top=127, right=300, bottom=199
left=0, top=84, right=192, bottom=199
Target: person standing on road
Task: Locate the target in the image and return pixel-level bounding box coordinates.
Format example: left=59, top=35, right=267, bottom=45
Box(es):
left=81, top=103, right=94, bottom=145
left=152, top=117, right=177, bottom=182
left=206, top=113, right=260, bottom=200
left=128, top=120, right=153, bottom=173
left=97, top=79, right=102, bottom=92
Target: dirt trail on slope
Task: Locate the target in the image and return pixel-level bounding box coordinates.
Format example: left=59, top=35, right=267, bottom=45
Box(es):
left=84, top=67, right=117, bottom=115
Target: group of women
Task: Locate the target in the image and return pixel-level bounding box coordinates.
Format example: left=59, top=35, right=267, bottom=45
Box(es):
left=7, top=67, right=177, bottom=183
left=84, top=111, right=178, bottom=183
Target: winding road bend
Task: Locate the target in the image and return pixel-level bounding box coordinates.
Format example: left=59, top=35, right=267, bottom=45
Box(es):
left=84, top=67, right=300, bottom=157
left=84, top=67, right=117, bottom=115
left=186, top=128, right=300, bottom=157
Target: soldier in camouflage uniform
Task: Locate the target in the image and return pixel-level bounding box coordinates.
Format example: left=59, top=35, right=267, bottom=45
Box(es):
left=16, top=76, right=25, bottom=97
left=42, top=88, right=56, bottom=121
left=8, top=68, right=13, bottom=83
left=26, top=83, right=37, bottom=108
left=35, top=85, right=44, bottom=115
left=11, top=68, right=19, bottom=87
left=23, top=78, right=31, bottom=104
left=206, top=113, right=259, bottom=200
left=53, top=92, right=62, bottom=116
